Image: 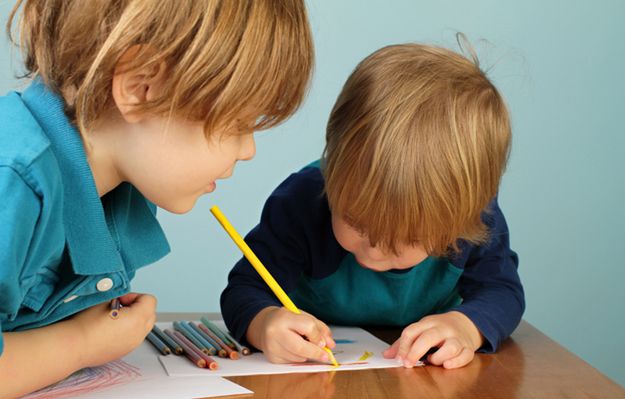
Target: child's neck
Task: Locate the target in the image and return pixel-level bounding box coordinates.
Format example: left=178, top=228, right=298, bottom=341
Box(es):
left=83, top=112, right=126, bottom=197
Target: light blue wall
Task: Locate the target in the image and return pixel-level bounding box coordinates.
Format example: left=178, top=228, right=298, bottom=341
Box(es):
left=2, top=0, right=624, bottom=388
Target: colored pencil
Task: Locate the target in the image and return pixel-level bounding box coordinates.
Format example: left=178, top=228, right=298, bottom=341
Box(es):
left=200, top=317, right=251, bottom=355
left=109, top=298, right=122, bottom=319
left=146, top=331, right=171, bottom=355
left=164, top=329, right=206, bottom=368
left=188, top=321, right=223, bottom=349
left=181, top=321, right=221, bottom=356
left=172, top=330, right=219, bottom=370
left=200, top=317, right=235, bottom=348
left=173, top=321, right=214, bottom=355
left=194, top=322, right=239, bottom=359
left=210, top=205, right=338, bottom=366
left=188, top=322, right=229, bottom=358
left=152, top=325, right=183, bottom=355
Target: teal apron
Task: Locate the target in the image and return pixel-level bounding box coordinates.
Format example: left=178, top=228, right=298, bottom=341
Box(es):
left=290, top=254, right=463, bottom=326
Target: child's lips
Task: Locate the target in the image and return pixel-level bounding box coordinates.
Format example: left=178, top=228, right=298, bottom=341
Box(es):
left=205, top=182, right=216, bottom=193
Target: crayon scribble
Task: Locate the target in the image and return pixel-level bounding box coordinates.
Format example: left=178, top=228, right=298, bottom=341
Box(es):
left=23, top=360, right=141, bottom=399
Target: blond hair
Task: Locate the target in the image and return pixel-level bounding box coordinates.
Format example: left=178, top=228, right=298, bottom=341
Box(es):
left=7, top=0, right=313, bottom=136
left=323, top=42, right=511, bottom=257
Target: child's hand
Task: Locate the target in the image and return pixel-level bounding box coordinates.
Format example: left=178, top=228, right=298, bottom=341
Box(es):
left=247, top=306, right=336, bottom=364
left=69, top=292, right=157, bottom=367
left=383, top=311, right=483, bottom=369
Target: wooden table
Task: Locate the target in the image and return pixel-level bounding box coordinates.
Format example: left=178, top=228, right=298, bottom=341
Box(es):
left=158, top=314, right=625, bottom=398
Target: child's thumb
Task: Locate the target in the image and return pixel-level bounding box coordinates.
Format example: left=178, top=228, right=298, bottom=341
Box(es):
left=119, top=292, right=157, bottom=309
left=118, top=292, right=141, bottom=306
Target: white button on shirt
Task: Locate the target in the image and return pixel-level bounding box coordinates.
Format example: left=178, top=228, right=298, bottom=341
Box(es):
left=96, top=277, right=114, bottom=292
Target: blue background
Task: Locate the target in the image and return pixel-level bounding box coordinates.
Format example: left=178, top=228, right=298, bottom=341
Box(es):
left=1, top=0, right=623, bottom=387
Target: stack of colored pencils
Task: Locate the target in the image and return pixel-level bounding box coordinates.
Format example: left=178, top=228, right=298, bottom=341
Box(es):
left=145, top=318, right=251, bottom=370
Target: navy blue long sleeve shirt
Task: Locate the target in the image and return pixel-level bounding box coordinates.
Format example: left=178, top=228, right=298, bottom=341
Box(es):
left=221, top=164, right=524, bottom=352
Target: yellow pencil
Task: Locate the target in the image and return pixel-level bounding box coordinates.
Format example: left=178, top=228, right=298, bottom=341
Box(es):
left=210, top=205, right=339, bottom=367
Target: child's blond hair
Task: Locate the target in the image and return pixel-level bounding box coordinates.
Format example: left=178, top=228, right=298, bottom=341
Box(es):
left=7, top=0, right=313, bottom=136
left=323, top=42, right=511, bottom=257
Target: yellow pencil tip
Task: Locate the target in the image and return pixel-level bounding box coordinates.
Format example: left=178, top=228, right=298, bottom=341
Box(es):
left=324, top=347, right=339, bottom=367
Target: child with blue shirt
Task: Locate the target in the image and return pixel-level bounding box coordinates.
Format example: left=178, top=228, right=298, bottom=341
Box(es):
left=0, top=0, right=313, bottom=396
left=221, top=41, right=525, bottom=369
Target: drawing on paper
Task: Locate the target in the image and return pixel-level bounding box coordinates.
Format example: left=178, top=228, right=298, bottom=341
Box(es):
left=333, top=339, right=356, bottom=344
left=22, top=360, right=141, bottom=399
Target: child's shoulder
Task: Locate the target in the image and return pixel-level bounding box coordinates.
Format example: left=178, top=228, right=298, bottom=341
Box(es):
left=262, top=161, right=328, bottom=222
left=0, top=91, right=52, bottom=172
left=272, top=161, right=324, bottom=200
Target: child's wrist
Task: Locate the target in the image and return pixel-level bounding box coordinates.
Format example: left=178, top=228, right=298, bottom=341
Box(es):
left=448, top=311, right=484, bottom=351
left=63, top=318, right=91, bottom=368
left=246, top=306, right=280, bottom=351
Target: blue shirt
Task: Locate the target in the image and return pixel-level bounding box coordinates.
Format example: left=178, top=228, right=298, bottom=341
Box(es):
left=0, top=80, right=170, bottom=355
left=221, top=164, right=525, bottom=352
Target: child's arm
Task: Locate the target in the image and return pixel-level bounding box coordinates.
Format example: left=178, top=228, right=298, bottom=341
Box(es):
left=0, top=293, right=156, bottom=398
left=384, top=198, right=524, bottom=368
left=450, top=198, right=524, bottom=351
left=382, top=310, right=483, bottom=368
left=221, top=168, right=339, bottom=362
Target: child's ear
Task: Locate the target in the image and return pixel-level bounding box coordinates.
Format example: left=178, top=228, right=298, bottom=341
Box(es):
left=111, top=45, right=167, bottom=123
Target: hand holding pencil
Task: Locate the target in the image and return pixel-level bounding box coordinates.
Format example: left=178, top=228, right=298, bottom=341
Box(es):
left=210, top=206, right=339, bottom=366
left=68, top=292, right=157, bottom=367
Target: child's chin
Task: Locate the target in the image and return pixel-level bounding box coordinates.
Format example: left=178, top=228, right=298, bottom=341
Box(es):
left=160, top=198, right=197, bottom=215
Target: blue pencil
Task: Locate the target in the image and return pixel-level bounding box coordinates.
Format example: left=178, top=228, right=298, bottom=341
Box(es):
left=187, top=322, right=227, bottom=358
left=152, top=325, right=183, bottom=355
left=146, top=331, right=171, bottom=355
left=173, top=321, right=214, bottom=355
left=182, top=321, right=222, bottom=356
left=200, top=317, right=235, bottom=348
left=201, top=317, right=250, bottom=355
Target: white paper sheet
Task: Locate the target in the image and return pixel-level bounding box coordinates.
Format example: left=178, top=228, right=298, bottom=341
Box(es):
left=157, top=321, right=414, bottom=377
left=23, top=323, right=252, bottom=399
left=66, top=376, right=251, bottom=399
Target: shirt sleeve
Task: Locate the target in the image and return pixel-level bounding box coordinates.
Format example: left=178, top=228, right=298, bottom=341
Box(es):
left=0, top=166, right=42, bottom=356
left=220, top=179, right=314, bottom=344
left=452, top=198, right=525, bottom=353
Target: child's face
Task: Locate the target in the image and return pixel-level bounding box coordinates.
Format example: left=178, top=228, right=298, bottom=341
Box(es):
left=120, top=115, right=256, bottom=214
left=331, top=214, right=429, bottom=271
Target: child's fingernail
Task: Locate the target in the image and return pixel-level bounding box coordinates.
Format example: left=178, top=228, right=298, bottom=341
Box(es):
left=318, top=340, right=326, bottom=347
left=321, top=353, right=329, bottom=361
left=403, top=359, right=413, bottom=368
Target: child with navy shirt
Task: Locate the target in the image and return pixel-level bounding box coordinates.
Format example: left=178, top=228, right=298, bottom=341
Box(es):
left=221, top=41, right=525, bottom=369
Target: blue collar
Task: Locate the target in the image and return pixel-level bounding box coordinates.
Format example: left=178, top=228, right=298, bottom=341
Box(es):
left=20, top=80, right=164, bottom=275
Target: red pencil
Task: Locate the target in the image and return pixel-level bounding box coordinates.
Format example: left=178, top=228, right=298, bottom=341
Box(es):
left=164, top=329, right=206, bottom=368
left=172, top=330, right=219, bottom=370
left=196, top=322, right=240, bottom=360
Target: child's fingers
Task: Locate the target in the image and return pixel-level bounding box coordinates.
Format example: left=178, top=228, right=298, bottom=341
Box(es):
left=314, top=319, right=335, bottom=348
left=442, top=347, right=474, bottom=369
left=427, top=338, right=463, bottom=366
left=275, top=343, right=311, bottom=363
left=118, top=292, right=141, bottom=306
left=383, top=339, right=400, bottom=359
left=282, top=328, right=329, bottom=362
left=119, top=293, right=157, bottom=309
left=291, top=314, right=328, bottom=348
left=396, top=322, right=431, bottom=361
left=402, top=328, right=444, bottom=367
